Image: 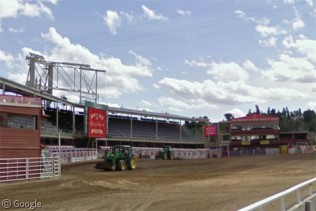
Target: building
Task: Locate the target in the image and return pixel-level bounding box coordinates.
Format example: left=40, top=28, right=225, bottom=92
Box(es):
left=217, top=114, right=311, bottom=150
left=229, top=114, right=280, bottom=148
left=0, top=95, right=42, bottom=158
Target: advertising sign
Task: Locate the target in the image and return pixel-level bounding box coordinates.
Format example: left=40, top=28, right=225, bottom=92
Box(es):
left=205, top=125, right=217, bottom=137
left=87, top=107, right=106, bottom=138
left=260, top=140, right=270, bottom=145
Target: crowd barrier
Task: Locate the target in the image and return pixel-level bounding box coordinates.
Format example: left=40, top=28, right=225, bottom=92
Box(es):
left=0, top=156, right=60, bottom=183
left=44, top=146, right=97, bottom=164
left=43, top=144, right=308, bottom=164
left=288, top=145, right=314, bottom=154
left=99, top=146, right=211, bottom=160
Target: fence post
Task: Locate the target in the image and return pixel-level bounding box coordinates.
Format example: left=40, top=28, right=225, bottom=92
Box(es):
left=280, top=197, right=285, bottom=211
left=26, top=158, right=29, bottom=180
left=308, top=185, right=313, bottom=197
left=296, top=189, right=301, bottom=204
left=52, top=157, right=55, bottom=177
left=57, top=156, right=61, bottom=177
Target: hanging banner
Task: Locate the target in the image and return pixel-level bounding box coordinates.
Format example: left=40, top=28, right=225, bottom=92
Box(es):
left=87, top=107, right=107, bottom=138
left=205, top=125, right=217, bottom=137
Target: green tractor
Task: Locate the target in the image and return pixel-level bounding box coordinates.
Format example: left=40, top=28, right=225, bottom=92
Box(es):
left=155, top=146, right=175, bottom=160
left=95, top=145, right=137, bottom=171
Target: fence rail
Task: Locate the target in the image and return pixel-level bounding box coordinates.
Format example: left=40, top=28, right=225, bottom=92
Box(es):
left=238, top=177, right=316, bottom=211
left=44, top=148, right=97, bottom=164
left=0, top=157, right=60, bottom=183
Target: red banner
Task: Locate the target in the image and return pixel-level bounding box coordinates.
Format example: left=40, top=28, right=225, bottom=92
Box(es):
left=88, top=107, right=106, bottom=138
left=205, top=125, right=217, bottom=137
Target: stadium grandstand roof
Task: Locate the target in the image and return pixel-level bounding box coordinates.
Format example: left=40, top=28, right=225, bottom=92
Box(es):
left=0, top=76, right=208, bottom=123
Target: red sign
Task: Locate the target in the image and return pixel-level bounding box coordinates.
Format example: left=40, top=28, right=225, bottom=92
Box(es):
left=88, top=107, right=107, bottom=138
left=205, top=125, right=217, bottom=136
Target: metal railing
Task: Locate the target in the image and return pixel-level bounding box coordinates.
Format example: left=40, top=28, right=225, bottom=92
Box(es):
left=238, top=177, right=316, bottom=211
left=0, top=157, right=60, bottom=183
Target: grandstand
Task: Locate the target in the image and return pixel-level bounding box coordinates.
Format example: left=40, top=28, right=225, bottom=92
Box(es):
left=0, top=74, right=208, bottom=159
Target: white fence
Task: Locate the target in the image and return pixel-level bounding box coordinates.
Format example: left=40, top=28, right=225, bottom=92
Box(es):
left=238, top=177, right=316, bottom=211
left=44, top=147, right=97, bottom=164
left=99, top=147, right=211, bottom=160
left=0, top=157, right=60, bottom=183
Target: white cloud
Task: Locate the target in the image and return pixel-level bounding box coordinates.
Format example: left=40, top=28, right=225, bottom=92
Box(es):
left=186, top=58, right=249, bottom=81
left=141, top=5, right=167, bottom=21
left=154, top=78, right=306, bottom=109
left=234, top=10, right=246, bottom=18
left=8, top=72, right=27, bottom=84
left=43, top=0, right=59, bottom=5
left=307, top=101, right=316, bottom=110
left=9, top=27, right=25, bottom=33
left=284, top=0, right=295, bottom=4
left=120, top=11, right=133, bottom=22
left=283, top=8, right=305, bottom=31
left=242, top=60, right=260, bottom=73
left=235, top=10, right=270, bottom=25
left=255, top=24, right=286, bottom=37
left=292, top=17, right=305, bottom=30
left=0, top=0, right=20, bottom=19
left=226, top=108, right=245, bottom=118
left=259, top=37, right=278, bottom=47
left=177, top=10, right=191, bottom=16
left=306, top=0, right=314, bottom=7
left=0, top=0, right=54, bottom=19
left=140, top=100, right=152, bottom=107
left=157, top=97, right=216, bottom=113
left=208, top=62, right=249, bottom=81
left=103, top=10, right=121, bottom=35
left=282, top=35, right=316, bottom=63
left=0, top=0, right=55, bottom=31
left=185, top=59, right=209, bottom=68
left=0, top=50, right=15, bottom=68
left=262, top=54, right=316, bottom=83
left=103, top=10, right=134, bottom=34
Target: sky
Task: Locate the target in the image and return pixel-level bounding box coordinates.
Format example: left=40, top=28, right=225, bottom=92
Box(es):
left=0, top=0, right=315, bottom=122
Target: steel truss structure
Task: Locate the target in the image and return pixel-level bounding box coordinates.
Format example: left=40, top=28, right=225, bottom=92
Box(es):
left=25, top=53, right=106, bottom=104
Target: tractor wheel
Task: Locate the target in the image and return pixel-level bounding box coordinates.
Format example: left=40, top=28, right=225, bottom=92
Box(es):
left=163, top=154, right=168, bottom=160
left=117, top=160, right=127, bottom=171
left=127, top=157, right=136, bottom=170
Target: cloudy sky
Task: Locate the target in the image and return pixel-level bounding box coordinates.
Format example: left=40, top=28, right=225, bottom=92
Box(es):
left=0, top=0, right=315, bottom=121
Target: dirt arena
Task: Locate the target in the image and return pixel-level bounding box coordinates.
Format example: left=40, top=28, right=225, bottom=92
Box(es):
left=1, top=153, right=315, bottom=211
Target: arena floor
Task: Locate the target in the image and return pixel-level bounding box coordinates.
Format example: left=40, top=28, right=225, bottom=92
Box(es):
left=1, top=153, right=315, bottom=211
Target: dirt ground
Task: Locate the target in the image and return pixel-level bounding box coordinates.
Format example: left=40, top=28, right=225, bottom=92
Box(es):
left=1, top=153, right=315, bottom=211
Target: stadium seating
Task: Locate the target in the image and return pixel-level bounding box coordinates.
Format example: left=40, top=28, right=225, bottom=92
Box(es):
left=108, top=116, right=201, bottom=142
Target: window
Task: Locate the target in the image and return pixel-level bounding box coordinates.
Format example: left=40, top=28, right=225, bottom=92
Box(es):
left=0, top=113, right=37, bottom=130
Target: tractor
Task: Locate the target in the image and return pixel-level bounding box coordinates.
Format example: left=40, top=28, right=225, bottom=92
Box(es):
left=155, top=146, right=175, bottom=160
left=95, top=145, right=136, bottom=171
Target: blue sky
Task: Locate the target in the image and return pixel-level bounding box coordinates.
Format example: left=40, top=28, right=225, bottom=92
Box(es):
left=0, top=0, right=315, bottom=121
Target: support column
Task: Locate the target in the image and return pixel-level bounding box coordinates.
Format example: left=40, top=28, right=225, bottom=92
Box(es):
left=72, top=105, right=75, bottom=136
left=179, top=120, right=182, bottom=142
left=130, top=115, right=133, bottom=139
left=156, top=118, right=158, bottom=141
left=27, top=58, right=36, bottom=88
